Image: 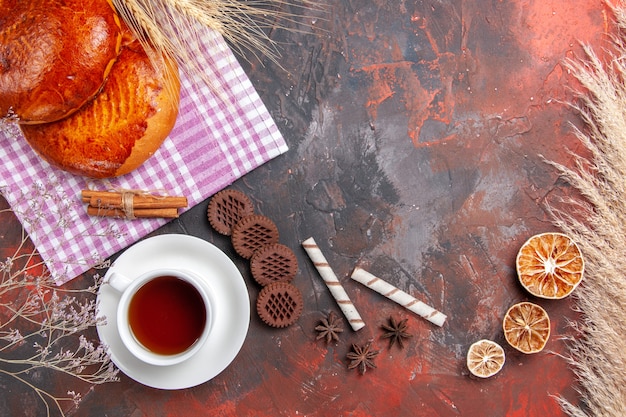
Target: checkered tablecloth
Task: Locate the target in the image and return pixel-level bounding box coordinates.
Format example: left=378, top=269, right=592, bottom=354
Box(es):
left=0, top=30, right=287, bottom=285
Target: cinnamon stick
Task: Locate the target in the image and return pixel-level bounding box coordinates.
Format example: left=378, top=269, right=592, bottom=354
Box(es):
left=87, top=206, right=180, bottom=219
left=81, top=190, right=187, bottom=209
left=81, top=190, right=114, bottom=202
left=81, top=189, right=187, bottom=219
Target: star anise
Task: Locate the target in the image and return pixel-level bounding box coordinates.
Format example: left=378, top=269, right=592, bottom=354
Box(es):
left=315, top=311, right=344, bottom=344
left=381, top=316, right=412, bottom=349
left=346, top=341, right=379, bottom=374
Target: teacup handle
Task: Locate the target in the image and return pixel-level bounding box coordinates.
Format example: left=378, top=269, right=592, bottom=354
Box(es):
left=107, top=271, right=133, bottom=293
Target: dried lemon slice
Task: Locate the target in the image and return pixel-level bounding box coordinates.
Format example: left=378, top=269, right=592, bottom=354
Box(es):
left=516, top=232, right=584, bottom=299
left=503, top=302, right=550, bottom=354
left=467, top=339, right=506, bottom=378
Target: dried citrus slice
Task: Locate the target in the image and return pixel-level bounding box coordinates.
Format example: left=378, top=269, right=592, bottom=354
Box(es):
left=467, top=339, right=506, bottom=378
left=503, top=302, right=550, bottom=354
left=516, top=232, right=584, bottom=299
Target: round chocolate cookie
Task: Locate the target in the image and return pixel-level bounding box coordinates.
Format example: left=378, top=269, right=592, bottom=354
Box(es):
left=250, top=243, right=298, bottom=286
left=256, top=282, right=303, bottom=328
left=231, top=214, right=279, bottom=259
left=207, top=189, right=254, bottom=235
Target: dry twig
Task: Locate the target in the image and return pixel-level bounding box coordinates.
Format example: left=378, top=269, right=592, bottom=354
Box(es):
left=0, top=184, right=119, bottom=417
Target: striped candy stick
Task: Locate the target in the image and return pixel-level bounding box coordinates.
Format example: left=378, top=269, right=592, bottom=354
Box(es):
left=302, top=237, right=365, bottom=331
left=350, top=267, right=447, bottom=327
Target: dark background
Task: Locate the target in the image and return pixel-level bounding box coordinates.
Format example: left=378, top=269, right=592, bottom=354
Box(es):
left=1, top=0, right=606, bottom=416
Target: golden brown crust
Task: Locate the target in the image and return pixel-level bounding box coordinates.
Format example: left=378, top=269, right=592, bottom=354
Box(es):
left=0, top=0, right=122, bottom=123
left=20, top=40, right=180, bottom=178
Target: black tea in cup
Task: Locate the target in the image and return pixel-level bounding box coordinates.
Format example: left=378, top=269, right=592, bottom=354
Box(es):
left=128, top=275, right=207, bottom=355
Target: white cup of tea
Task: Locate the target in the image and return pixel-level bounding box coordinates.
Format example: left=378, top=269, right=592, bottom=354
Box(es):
left=107, top=268, right=214, bottom=366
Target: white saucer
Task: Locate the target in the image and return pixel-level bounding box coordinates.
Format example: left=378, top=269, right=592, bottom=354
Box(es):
left=96, top=234, right=250, bottom=390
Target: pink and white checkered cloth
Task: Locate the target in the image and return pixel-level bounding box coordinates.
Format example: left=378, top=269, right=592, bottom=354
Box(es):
left=0, top=31, right=287, bottom=285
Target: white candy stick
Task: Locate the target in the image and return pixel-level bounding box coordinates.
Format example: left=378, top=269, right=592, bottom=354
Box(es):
left=350, top=267, right=447, bottom=327
left=302, top=237, right=365, bottom=331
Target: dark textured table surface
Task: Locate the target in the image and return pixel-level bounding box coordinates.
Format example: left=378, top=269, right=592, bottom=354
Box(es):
left=0, top=1, right=608, bottom=416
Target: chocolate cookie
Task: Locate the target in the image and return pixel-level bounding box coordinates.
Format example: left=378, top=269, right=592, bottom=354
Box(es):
left=250, top=243, right=298, bottom=286
left=256, top=282, right=303, bottom=328
left=207, top=189, right=254, bottom=235
left=231, top=214, right=279, bottom=259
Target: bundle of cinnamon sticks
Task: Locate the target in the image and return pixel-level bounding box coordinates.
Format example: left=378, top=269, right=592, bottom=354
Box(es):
left=81, top=190, right=188, bottom=219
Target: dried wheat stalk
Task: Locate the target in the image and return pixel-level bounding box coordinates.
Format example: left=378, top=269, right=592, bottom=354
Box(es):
left=546, top=2, right=626, bottom=416
left=113, top=0, right=316, bottom=99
